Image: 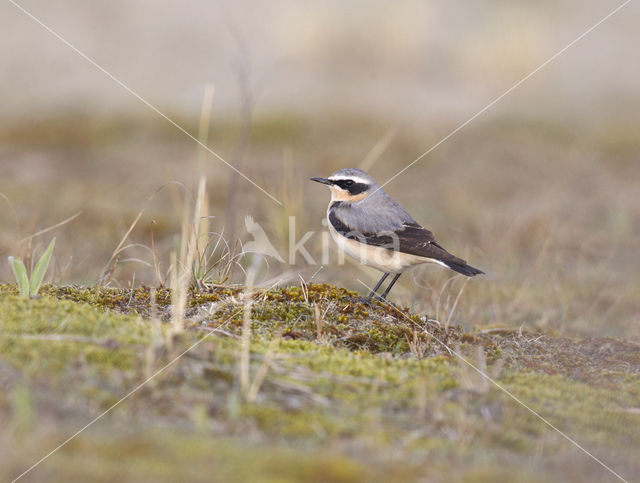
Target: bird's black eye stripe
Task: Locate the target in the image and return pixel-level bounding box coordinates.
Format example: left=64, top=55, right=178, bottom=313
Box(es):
left=333, top=179, right=368, bottom=194
left=333, top=180, right=352, bottom=189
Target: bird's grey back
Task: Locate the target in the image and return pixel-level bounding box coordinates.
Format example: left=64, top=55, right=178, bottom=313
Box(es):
left=332, top=187, right=418, bottom=233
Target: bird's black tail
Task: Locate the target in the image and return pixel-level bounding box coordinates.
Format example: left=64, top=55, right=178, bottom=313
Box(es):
left=445, top=262, right=484, bottom=277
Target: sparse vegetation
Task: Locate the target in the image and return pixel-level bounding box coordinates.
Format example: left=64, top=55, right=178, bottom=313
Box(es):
left=7, top=238, right=55, bottom=298
left=0, top=282, right=638, bottom=481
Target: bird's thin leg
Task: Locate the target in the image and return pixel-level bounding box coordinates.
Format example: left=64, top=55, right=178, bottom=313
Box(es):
left=379, top=273, right=402, bottom=300
left=366, top=272, right=390, bottom=300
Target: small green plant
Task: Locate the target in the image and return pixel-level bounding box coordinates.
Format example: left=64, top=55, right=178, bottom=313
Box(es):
left=8, top=238, right=56, bottom=298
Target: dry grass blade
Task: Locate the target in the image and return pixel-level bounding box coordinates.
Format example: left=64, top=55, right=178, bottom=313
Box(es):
left=434, top=275, right=459, bottom=323
left=150, top=230, right=162, bottom=285
left=99, top=182, right=189, bottom=285
left=246, top=337, right=280, bottom=404
left=18, top=211, right=82, bottom=245
left=239, top=292, right=252, bottom=399
left=238, top=254, right=263, bottom=402
left=239, top=275, right=256, bottom=400
left=171, top=176, right=208, bottom=333
left=0, top=192, right=20, bottom=232
left=197, top=83, right=215, bottom=176
left=299, top=274, right=309, bottom=304
left=0, top=211, right=82, bottom=258
left=405, top=329, right=426, bottom=359
left=314, top=303, right=324, bottom=342
left=444, top=277, right=470, bottom=329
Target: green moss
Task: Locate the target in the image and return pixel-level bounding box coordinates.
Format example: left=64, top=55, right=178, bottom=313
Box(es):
left=0, top=294, right=151, bottom=375
left=0, top=283, right=498, bottom=358
left=501, top=372, right=640, bottom=448
left=0, top=294, right=149, bottom=340
left=25, top=429, right=422, bottom=483
left=1, top=283, right=639, bottom=481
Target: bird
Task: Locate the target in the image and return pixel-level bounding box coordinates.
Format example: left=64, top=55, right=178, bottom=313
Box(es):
left=311, top=168, right=484, bottom=301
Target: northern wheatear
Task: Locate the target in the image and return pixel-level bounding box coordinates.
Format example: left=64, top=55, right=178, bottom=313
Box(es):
left=311, top=168, right=484, bottom=301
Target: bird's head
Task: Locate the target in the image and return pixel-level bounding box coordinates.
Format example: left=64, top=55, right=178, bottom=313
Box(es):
left=310, top=168, right=377, bottom=202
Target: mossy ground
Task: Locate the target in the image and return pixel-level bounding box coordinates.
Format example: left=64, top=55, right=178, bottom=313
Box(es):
left=1, top=283, right=639, bottom=482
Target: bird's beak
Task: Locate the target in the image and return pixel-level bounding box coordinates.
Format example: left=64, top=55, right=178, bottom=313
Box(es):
left=310, top=177, right=333, bottom=185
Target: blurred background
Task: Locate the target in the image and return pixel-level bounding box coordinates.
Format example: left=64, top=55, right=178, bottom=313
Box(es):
left=1, top=0, right=638, bottom=338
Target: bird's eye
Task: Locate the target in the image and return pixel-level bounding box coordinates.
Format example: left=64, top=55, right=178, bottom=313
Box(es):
left=345, top=180, right=354, bottom=187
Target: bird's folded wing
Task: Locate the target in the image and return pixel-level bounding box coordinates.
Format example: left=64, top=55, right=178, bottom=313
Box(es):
left=332, top=213, right=468, bottom=265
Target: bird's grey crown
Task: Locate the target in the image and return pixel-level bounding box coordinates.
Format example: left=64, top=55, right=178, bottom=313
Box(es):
left=328, top=168, right=418, bottom=232
left=328, top=168, right=377, bottom=185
